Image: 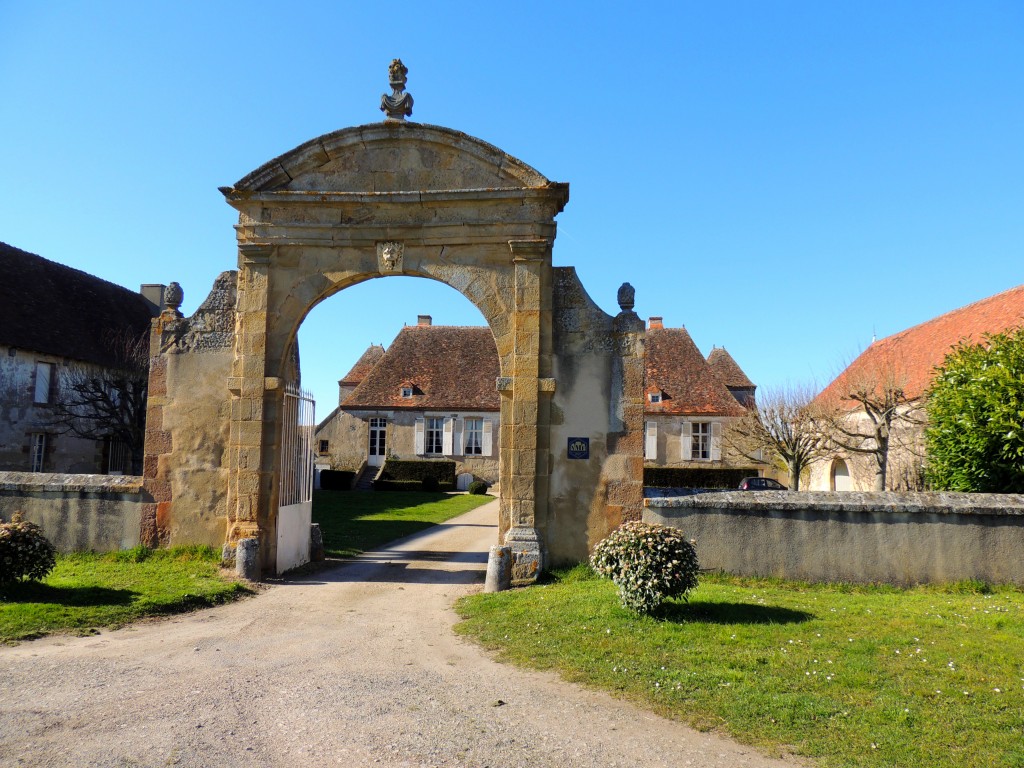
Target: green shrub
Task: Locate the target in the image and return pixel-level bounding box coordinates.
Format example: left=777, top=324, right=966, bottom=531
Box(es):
left=643, top=466, right=755, bottom=489
left=373, top=479, right=455, bottom=492
left=590, top=521, right=699, bottom=615
left=319, top=469, right=355, bottom=491
left=421, top=476, right=440, bottom=492
left=468, top=480, right=489, bottom=495
left=0, top=512, right=57, bottom=585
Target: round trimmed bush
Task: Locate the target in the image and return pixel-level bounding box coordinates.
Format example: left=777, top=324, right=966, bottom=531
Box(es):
left=467, top=480, right=489, bottom=495
left=0, top=513, right=57, bottom=586
left=590, top=521, right=699, bottom=615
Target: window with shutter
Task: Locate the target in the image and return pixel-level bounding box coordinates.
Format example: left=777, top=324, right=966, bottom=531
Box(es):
left=414, top=418, right=425, bottom=454
left=464, top=418, right=483, bottom=455
left=711, top=421, right=722, bottom=461
left=681, top=421, right=693, bottom=460
left=481, top=419, right=493, bottom=456
left=442, top=417, right=454, bottom=455
left=644, top=421, right=658, bottom=460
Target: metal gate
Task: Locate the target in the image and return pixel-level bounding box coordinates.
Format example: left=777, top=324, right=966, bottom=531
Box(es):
left=277, top=384, right=315, bottom=572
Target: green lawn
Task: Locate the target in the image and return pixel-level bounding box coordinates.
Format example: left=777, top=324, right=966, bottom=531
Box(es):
left=0, top=546, right=251, bottom=644
left=456, top=568, right=1024, bottom=768
left=312, top=489, right=494, bottom=558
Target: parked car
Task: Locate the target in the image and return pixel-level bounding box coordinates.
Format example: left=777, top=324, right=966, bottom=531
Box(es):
left=738, top=477, right=788, bottom=491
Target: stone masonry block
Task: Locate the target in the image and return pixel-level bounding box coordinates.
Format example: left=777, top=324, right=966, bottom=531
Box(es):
left=510, top=449, right=537, bottom=476
left=508, top=425, right=538, bottom=448
left=512, top=399, right=538, bottom=425
left=156, top=500, right=172, bottom=531
left=148, top=357, right=167, bottom=397
left=145, top=429, right=172, bottom=456
left=143, top=455, right=159, bottom=479
left=509, top=474, right=536, bottom=501
left=146, top=479, right=171, bottom=503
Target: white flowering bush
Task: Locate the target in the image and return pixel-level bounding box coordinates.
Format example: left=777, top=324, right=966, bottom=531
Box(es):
left=0, top=512, right=57, bottom=586
left=590, top=521, right=699, bottom=615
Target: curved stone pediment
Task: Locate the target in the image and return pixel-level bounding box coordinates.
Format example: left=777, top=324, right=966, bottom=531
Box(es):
left=230, top=122, right=552, bottom=195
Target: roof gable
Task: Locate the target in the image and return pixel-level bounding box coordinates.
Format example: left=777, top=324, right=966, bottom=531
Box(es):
left=707, top=346, right=755, bottom=389
left=342, top=325, right=499, bottom=411
left=0, top=242, right=154, bottom=367
left=646, top=328, right=747, bottom=417
left=231, top=123, right=552, bottom=194
left=819, top=284, right=1024, bottom=404
left=339, top=345, right=385, bottom=387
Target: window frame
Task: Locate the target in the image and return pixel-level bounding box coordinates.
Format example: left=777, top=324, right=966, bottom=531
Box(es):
left=691, top=421, right=711, bottom=460
left=30, top=432, right=46, bottom=472
left=34, top=361, right=54, bottom=405
left=425, top=417, right=444, bottom=455
left=463, top=417, right=483, bottom=455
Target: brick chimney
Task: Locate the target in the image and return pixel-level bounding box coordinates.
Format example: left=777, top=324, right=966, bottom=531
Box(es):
left=417, top=314, right=432, bottom=326
left=648, top=317, right=664, bottom=330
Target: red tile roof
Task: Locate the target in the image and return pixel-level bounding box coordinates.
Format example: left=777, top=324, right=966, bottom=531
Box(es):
left=339, top=323, right=754, bottom=417
left=707, top=347, right=755, bottom=389
left=341, top=325, right=500, bottom=411
left=818, top=284, right=1024, bottom=404
left=339, top=345, right=385, bottom=387
left=646, top=328, right=747, bottom=417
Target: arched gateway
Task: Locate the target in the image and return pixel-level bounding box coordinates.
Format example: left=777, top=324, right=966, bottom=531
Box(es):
left=143, top=98, right=644, bottom=580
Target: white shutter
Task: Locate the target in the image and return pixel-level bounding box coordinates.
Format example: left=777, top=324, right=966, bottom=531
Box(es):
left=711, top=421, right=722, bottom=461
left=414, top=418, right=425, bottom=454
left=34, top=362, right=52, bottom=404
left=681, top=421, right=693, bottom=461
left=453, top=419, right=464, bottom=456
left=482, top=419, right=493, bottom=456
left=644, top=421, right=658, bottom=461
left=442, top=417, right=454, bottom=455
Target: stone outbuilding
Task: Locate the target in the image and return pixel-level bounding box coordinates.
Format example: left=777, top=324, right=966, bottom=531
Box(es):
left=0, top=242, right=160, bottom=474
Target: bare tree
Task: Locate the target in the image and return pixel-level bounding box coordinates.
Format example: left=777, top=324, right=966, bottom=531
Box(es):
left=819, top=357, right=925, bottom=491
left=723, top=384, right=829, bottom=491
left=46, top=329, right=149, bottom=474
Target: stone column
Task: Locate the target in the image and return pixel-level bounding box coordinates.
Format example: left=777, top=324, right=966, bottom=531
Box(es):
left=502, top=239, right=554, bottom=584
left=608, top=286, right=646, bottom=525
left=225, top=243, right=273, bottom=562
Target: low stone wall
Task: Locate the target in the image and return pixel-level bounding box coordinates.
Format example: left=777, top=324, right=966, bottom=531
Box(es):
left=0, top=472, right=146, bottom=552
left=643, top=490, right=1024, bottom=586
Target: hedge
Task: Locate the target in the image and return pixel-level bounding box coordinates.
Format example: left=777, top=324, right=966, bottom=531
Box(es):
left=378, top=459, right=457, bottom=486
left=643, top=466, right=757, bottom=489
left=372, top=479, right=456, bottom=492
left=319, top=469, right=355, bottom=491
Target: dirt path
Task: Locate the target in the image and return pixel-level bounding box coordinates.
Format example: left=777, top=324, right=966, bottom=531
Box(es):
left=0, top=500, right=805, bottom=767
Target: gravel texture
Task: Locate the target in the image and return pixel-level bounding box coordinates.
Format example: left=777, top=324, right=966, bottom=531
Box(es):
left=0, top=499, right=805, bottom=767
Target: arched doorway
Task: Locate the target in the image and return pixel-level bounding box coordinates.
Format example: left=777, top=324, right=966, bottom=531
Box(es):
left=831, top=458, right=851, bottom=491
left=194, top=120, right=646, bottom=577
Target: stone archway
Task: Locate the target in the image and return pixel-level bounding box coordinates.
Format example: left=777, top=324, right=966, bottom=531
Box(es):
left=144, top=120, right=645, bottom=578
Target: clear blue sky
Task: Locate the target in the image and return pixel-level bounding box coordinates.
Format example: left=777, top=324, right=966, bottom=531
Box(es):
left=3, top=2, right=1022, bottom=419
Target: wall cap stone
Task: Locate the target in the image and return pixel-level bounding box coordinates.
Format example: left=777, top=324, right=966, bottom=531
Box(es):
left=0, top=472, right=144, bottom=496
left=644, top=489, right=1024, bottom=517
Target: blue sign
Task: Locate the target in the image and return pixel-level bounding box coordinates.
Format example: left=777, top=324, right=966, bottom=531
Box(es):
left=567, top=437, right=590, bottom=460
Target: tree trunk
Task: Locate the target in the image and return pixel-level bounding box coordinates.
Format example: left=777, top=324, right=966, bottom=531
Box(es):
left=788, top=464, right=801, bottom=491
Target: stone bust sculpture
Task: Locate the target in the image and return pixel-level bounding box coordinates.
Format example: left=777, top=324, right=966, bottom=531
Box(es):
left=380, top=58, right=414, bottom=121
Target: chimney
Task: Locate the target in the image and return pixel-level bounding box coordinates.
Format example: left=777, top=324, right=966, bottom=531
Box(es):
left=140, top=284, right=167, bottom=317
left=417, top=314, right=432, bottom=326
left=648, top=317, right=664, bottom=330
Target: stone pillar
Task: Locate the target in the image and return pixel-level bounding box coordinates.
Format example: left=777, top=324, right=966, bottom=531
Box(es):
left=501, top=239, right=554, bottom=584
left=225, top=243, right=273, bottom=561
left=140, top=288, right=185, bottom=547
left=608, top=286, right=646, bottom=526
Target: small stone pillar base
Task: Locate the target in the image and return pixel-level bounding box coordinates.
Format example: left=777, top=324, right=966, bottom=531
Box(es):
left=310, top=524, right=325, bottom=562
left=484, top=545, right=512, bottom=592
left=236, top=537, right=260, bottom=581
left=506, top=526, right=544, bottom=585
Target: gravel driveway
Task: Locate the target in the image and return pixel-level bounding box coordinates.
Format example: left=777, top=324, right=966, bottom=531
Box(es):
left=0, top=499, right=804, bottom=767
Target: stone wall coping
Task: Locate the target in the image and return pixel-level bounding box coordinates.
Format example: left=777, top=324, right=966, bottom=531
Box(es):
left=643, top=489, right=1024, bottom=517
left=0, top=472, right=145, bottom=495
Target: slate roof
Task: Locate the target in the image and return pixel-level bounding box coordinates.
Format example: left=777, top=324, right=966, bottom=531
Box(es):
left=339, top=345, right=385, bottom=387
left=818, top=284, right=1024, bottom=405
left=341, top=325, right=500, bottom=412
left=645, top=328, right=748, bottom=417
left=0, top=242, right=154, bottom=367
left=707, top=347, right=755, bottom=389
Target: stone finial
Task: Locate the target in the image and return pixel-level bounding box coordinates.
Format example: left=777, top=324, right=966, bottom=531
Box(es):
left=380, top=58, right=414, bottom=121
left=617, top=282, right=635, bottom=312
left=163, top=282, right=184, bottom=314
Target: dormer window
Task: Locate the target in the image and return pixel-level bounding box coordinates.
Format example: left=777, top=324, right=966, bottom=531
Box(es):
left=649, top=392, right=662, bottom=403
left=401, top=386, right=413, bottom=398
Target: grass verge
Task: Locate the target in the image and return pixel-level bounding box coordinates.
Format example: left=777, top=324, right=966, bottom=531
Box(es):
left=0, top=545, right=251, bottom=644
left=455, top=567, right=1024, bottom=768
left=312, top=489, right=494, bottom=558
